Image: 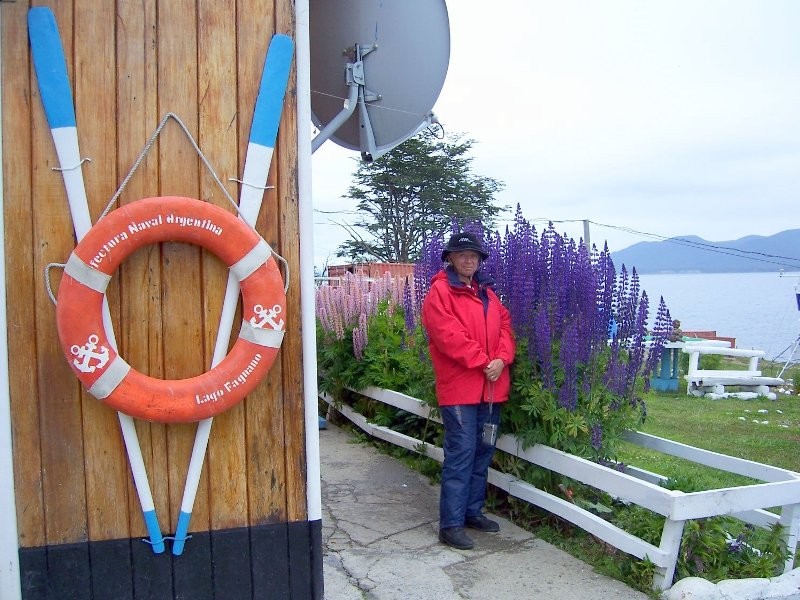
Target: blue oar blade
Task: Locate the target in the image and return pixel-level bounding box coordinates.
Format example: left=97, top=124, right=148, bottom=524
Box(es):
left=171, top=511, right=192, bottom=556
left=28, top=7, right=77, bottom=129
left=249, top=34, right=294, bottom=149
left=143, top=510, right=165, bottom=554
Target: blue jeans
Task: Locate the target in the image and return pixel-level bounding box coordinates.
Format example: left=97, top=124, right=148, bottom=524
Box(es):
left=439, top=402, right=501, bottom=529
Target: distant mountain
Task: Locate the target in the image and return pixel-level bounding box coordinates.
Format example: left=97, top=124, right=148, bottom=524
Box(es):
left=610, top=229, right=800, bottom=274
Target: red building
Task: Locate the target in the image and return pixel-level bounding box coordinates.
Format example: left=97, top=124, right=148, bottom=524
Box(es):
left=326, top=262, right=415, bottom=285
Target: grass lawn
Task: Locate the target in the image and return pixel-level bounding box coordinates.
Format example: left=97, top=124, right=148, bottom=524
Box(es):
left=617, top=386, right=800, bottom=490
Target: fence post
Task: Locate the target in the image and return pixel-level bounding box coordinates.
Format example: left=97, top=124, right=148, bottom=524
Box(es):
left=779, top=502, right=800, bottom=573
left=653, top=518, right=686, bottom=590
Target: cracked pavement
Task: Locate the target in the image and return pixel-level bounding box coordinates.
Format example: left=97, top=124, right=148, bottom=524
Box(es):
left=320, top=422, right=650, bottom=599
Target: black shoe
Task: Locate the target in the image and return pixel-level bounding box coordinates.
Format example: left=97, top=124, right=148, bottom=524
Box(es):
left=465, top=514, right=500, bottom=532
left=439, top=527, right=474, bottom=549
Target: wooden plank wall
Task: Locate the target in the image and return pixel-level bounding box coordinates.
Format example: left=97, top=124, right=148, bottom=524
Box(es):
left=2, top=0, right=305, bottom=552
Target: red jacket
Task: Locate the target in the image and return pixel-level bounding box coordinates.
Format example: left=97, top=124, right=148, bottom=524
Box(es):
left=421, top=268, right=516, bottom=406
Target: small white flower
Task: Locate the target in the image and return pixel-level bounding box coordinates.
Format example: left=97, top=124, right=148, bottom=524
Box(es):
left=758, top=409, right=768, bottom=414
left=738, top=416, right=746, bottom=421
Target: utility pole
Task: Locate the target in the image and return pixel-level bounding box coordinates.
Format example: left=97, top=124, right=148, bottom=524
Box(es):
left=583, top=219, right=591, bottom=252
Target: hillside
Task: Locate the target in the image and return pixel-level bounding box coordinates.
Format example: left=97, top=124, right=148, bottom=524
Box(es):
left=610, top=229, right=800, bottom=274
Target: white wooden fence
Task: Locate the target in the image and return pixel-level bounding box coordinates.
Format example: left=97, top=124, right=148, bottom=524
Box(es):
left=321, top=386, right=800, bottom=591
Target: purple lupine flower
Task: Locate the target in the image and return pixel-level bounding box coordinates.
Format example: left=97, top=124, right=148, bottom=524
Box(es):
left=615, top=266, right=630, bottom=341
left=728, top=533, right=745, bottom=554
left=413, top=233, right=444, bottom=306
left=557, top=319, right=580, bottom=411
left=352, top=311, right=368, bottom=360
left=604, top=338, right=627, bottom=397
left=590, top=423, right=603, bottom=451
left=624, top=288, right=650, bottom=394
left=351, top=327, right=362, bottom=360
left=328, top=292, right=346, bottom=340
left=594, top=244, right=617, bottom=345
left=642, top=296, right=672, bottom=389
left=402, top=279, right=415, bottom=333
left=533, top=305, right=554, bottom=389
left=391, top=273, right=405, bottom=307
left=557, top=379, right=578, bottom=412
left=517, top=228, right=538, bottom=336
left=315, top=286, right=332, bottom=331
left=315, top=269, right=409, bottom=350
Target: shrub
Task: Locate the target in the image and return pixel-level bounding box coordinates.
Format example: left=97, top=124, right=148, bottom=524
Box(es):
left=413, top=210, right=672, bottom=466
left=316, top=272, right=436, bottom=411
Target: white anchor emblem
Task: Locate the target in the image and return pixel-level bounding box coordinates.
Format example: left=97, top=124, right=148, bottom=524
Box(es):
left=250, top=304, right=284, bottom=331
left=71, top=334, right=110, bottom=373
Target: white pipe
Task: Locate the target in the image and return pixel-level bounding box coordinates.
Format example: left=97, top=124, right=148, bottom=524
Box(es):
left=295, top=0, right=322, bottom=523
left=0, top=6, right=23, bottom=597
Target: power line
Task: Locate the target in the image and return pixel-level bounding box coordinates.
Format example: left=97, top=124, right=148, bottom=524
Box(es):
left=482, top=215, right=800, bottom=269
left=589, top=220, right=800, bottom=268
left=313, top=208, right=362, bottom=215
left=310, top=205, right=800, bottom=269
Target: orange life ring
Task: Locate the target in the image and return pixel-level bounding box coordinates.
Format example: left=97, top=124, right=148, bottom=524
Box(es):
left=55, top=196, right=286, bottom=423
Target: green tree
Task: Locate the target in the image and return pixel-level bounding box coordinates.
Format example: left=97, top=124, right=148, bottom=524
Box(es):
left=336, top=131, right=506, bottom=262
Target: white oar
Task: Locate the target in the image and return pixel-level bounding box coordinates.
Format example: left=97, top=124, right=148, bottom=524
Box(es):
left=171, top=33, right=294, bottom=555
left=27, top=7, right=165, bottom=554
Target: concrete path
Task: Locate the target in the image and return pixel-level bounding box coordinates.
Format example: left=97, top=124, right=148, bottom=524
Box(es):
left=320, top=422, right=652, bottom=599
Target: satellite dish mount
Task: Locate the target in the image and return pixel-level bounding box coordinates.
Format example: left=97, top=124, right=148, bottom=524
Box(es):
left=309, top=0, right=449, bottom=161
left=312, top=43, right=386, bottom=161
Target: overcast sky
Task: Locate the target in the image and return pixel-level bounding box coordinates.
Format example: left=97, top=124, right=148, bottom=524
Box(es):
left=309, top=1, right=800, bottom=269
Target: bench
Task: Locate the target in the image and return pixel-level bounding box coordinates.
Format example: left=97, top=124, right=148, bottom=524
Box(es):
left=682, top=343, right=784, bottom=400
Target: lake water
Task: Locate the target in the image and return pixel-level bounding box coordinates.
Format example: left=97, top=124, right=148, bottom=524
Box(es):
left=638, top=272, right=800, bottom=361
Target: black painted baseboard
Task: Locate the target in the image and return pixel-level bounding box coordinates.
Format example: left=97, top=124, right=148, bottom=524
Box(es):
left=18, top=520, right=323, bottom=600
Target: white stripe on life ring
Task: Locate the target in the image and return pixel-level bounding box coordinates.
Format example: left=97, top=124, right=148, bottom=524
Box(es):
left=64, top=253, right=111, bottom=294
left=88, top=355, right=132, bottom=399
left=239, top=321, right=285, bottom=348
left=231, top=238, right=272, bottom=282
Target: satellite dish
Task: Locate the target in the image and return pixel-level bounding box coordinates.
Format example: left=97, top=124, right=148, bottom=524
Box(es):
left=309, top=0, right=450, bottom=161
